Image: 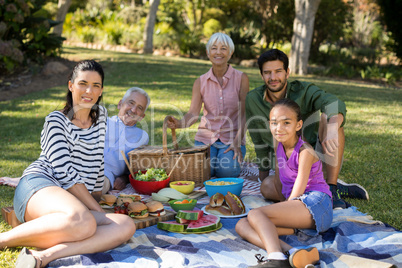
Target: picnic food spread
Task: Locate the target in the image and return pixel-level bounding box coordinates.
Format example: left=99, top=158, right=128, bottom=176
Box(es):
left=205, top=192, right=246, bottom=216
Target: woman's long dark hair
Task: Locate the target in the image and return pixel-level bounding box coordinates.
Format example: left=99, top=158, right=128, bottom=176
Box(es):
left=62, top=60, right=105, bottom=124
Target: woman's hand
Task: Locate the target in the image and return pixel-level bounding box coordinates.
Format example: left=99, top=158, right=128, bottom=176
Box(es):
left=166, top=115, right=181, bottom=129
left=224, top=142, right=243, bottom=164
left=68, top=184, right=104, bottom=213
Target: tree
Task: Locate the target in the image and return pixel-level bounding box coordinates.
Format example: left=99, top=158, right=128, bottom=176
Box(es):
left=289, top=0, right=321, bottom=75
left=377, top=0, right=402, bottom=59
left=53, top=0, right=72, bottom=36
left=143, top=0, right=161, bottom=54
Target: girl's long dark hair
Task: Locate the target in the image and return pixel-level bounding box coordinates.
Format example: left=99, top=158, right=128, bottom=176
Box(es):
left=62, top=60, right=105, bottom=124
left=272, top=98, right=302, bottom=136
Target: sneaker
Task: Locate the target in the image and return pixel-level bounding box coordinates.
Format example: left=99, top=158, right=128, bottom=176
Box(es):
left=330, top=185, right=351, bottom=210
left=337, top=179, right=369, bottom=200
left=289, top=247, right=319, bottom=268
left=249, top=254, right=292, bottom=268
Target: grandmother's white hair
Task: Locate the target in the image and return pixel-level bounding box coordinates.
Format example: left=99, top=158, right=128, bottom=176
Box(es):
left=121, top=87, right=151, bottom=111
left=206, top=33, right=235, bottom=55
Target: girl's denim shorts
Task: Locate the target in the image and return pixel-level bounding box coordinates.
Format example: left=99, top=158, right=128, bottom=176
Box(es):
left=13, top=174, right=57, bottom=223
left=295, top=190, right=333, bottom=236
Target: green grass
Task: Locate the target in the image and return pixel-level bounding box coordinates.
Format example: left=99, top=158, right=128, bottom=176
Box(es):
left=0, top=46, right=401, bottom=263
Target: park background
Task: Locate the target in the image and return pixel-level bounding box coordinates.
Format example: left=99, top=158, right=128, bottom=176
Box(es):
left=0, top=0, right=401, bottom=266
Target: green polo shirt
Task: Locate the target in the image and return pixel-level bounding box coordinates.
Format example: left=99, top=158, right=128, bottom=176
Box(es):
left=245, top=80, right=347, bottom=171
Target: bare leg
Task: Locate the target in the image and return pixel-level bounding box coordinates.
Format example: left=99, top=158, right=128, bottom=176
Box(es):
left=235, top=200, right=314, bottom=255
left=0, top=186, right=97, bottom=249
left=260, top=175, right=285, bottom=202
left=30, top=212, right=135, bottom=267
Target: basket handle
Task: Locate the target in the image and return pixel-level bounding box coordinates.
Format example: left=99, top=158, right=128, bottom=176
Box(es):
left=163, top=116, right=179, bottom=155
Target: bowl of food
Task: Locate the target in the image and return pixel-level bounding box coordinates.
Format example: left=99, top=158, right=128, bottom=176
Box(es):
left=169, top=181, right=195, bottom=195
left=129, top=168, right=170, bottom=195
left=168, top=198, right=197, bottom=212
left=203, top=178, right=244, bottom=197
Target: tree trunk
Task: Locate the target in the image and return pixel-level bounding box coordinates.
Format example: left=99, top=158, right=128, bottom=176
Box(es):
left=53, top=0, right=72, bottom=36
left=290, top=0, right=321, bottom=75
left=143, top=0, right=161, bottom=54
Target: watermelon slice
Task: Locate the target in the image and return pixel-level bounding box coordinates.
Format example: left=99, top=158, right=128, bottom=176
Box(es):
left=157, top=220, right=187, bottom=232
left=186, top=214, right=220, bottom=233
left=175, top=216, right=190, bottom=224
left=176, top=210, right=204, bottom=221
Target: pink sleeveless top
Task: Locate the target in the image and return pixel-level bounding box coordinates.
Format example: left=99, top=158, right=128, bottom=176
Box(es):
left=195, top=65, right=245, bottom=145
left=277, top=137, right=331, bottom=199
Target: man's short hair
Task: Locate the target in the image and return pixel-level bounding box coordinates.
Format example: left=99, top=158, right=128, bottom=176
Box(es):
left=258, top=49, right=289, bottom=74
left=121, top=87, right=151, bottom=111
left=206, top=32, right=235, bottom=55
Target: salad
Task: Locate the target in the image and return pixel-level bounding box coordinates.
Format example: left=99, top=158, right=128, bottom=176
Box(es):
left=135, top=168, right=168, bottom=181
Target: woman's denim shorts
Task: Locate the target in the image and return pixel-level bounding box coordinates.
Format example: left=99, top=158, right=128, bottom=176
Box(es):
left=13, top=174, right=57, bottom=223
left=295, top=191, right=333, bottom=236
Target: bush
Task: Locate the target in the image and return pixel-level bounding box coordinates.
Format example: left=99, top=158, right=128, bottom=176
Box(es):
left=203, top=19, right=222, bottom=38
left=0, top=0, right=64, bottom=72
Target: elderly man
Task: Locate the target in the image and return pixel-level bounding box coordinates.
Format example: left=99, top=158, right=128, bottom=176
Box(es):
left=246, top=49, right=369, bottom=209
left=103, top=87, right=150, bottom=193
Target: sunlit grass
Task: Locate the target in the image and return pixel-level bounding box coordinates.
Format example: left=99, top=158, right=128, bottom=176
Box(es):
left=0, top=46, right=400, bottom=263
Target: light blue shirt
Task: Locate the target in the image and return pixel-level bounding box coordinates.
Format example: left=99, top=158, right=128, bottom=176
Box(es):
left=104, top=115, right=149, bottom=186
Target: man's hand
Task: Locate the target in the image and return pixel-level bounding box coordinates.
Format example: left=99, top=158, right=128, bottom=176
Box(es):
left=321, top=114, right=343, bottom=157
left=113, top=175, right=129, bottom=191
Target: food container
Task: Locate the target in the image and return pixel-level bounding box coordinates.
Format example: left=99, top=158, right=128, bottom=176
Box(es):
left=169, top=181, right=195, bottom=195
left=168, top=199, right=197, bottom=212
left=203, top=178, right=244, bottom=197
left=129, top=171, right=170, bottom=195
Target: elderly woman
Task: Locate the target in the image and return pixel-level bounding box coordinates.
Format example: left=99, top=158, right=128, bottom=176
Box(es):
left=167, top=32, right=249, bottom=178
left=1, top=60, right=135, bottom=268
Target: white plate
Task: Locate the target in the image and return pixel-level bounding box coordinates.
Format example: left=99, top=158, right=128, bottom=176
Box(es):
left=201, top=205, right=250, bottom=218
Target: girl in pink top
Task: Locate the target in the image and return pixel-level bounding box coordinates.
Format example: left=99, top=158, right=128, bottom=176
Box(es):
left=236, top=99, right=333, bottom=268
left=166, top=33, right=249, bottom=178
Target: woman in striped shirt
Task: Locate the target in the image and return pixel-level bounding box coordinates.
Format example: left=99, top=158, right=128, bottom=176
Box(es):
left=4, top=60, right=136, bottom=268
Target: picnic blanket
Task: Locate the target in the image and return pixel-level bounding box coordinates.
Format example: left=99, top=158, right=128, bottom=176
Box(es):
left=45, top=179, right=401, bottom=268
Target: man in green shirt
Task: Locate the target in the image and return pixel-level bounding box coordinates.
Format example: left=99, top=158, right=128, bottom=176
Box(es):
left=246, top=49, right=368, bottom=209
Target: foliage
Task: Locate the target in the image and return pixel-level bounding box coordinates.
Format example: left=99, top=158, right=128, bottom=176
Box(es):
left=310, top=0, right=352, bottom=59
left=0, top=0, right=64, bottom=73
left=377, top=0, right=402, bottom=59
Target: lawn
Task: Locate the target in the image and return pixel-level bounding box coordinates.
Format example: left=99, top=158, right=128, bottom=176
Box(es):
left=0, top=46, right=400, bottom=265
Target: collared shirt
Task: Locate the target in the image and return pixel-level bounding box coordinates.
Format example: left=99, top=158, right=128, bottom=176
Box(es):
left=104, top=115, right=149, bottom=186
left=195, top=65, right=245, bottom=145
left=246, top=80, right=347, bottom=171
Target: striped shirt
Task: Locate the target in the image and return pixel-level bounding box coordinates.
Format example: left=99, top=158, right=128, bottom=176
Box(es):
left=22, top=106, right=107, bottom=193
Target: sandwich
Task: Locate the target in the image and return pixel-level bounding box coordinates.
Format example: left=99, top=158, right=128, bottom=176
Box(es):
left=209, top=193, right=225, bottom=207
left=127, top=202, right=149, bottom=218
left=99, top=194, right=117, bottom=206
left=224, top=192, right=245, bottom=215
left=116, top=194, right=141, bottom=206
left=205, top=204, right=233, bottom=216
left=146, top=201, right=166, bottom=217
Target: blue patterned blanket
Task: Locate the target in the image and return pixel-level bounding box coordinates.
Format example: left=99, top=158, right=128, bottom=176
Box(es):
left=47, top=205, right=401, bottom=268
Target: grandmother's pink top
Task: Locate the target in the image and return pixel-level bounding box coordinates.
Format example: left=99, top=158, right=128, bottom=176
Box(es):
left=194, top=65, right=245, bottom=146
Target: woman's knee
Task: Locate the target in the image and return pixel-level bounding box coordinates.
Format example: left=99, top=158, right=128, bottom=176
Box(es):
left=66, top=209, right=97, bottom=240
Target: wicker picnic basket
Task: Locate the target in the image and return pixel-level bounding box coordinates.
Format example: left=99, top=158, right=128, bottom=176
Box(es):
left=128, top=117, right=211, bottom=187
